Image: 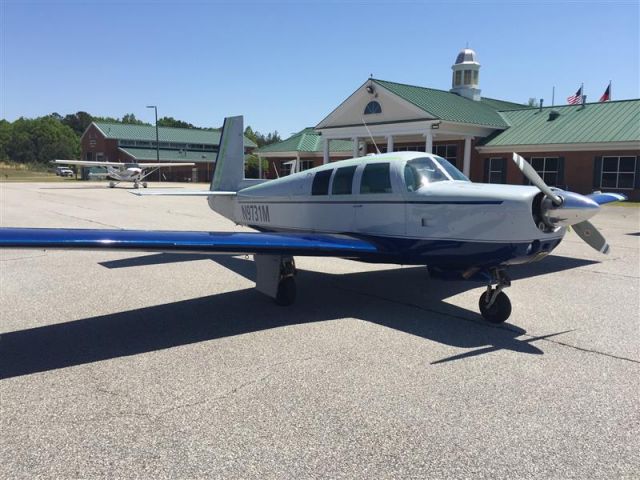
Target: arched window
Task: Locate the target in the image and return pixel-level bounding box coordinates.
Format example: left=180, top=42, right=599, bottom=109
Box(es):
left=364, top=101, right=382, bottom=115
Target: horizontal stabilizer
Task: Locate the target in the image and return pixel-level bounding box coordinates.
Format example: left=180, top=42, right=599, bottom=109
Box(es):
left=0, top=228, right=380, bottom=258
left=586, top=192, right=627, bottom=205
left=130, top=190, right=236, bottom=197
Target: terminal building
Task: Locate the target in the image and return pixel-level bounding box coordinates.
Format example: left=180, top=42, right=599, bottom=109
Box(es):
left=257, top=48, right=640, bottom=200
left=80, top=122, right=256, bottom=182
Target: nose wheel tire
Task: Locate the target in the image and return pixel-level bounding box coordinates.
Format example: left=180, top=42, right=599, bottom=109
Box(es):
left=275, top=277, right=296, bottom=306
left=479, top=291, right=512, bottom=324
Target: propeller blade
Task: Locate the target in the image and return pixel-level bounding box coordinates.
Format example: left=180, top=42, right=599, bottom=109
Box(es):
left=573, top=220, right=610, bottom=254
left=512, top=153, right=562, bottom=205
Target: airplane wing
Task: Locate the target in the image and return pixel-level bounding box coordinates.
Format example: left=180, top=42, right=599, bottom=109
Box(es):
left=130, top=190, right=236, bottom=196
left=53, top=159, right=127, bottom=167
left=137, top=162, right=196, bottom=168
left=0, top=228, right=381, bottom=259
left=585, top=192, right=627, bottom=205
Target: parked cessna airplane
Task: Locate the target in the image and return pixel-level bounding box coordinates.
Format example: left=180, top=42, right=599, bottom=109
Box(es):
left=53, top=159, right=195, bottom=188
left=2, top=116, right=625, bottom=324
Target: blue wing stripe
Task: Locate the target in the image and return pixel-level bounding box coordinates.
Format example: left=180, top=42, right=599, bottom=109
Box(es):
left=586, top=192, right=627, bottom=205
left=0, top=228, right=379, bottom=256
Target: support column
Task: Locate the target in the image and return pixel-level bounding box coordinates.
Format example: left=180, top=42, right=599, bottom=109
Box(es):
left=295, top=153, right=300, bottom=173
left=463, top=136, right=473, bottom=177
left=386, top=135, right=394, bottom=153
left=323, top=138, right=330, bottom=164
left=352, top=137, right=359, bottom=159
left=425, top=131, right=433, bottom=153
left=258, top=155, right=263, bottom=179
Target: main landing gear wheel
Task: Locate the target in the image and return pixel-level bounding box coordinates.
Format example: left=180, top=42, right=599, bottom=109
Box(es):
left=479, top=268, right=512, bottom=324
left=275, top=276, right=296, bottom=306
left=142, top=182, right=148, bottom=188
left=134, top=182, right=140, bottom=189
left=109, top=181, right=116, bottom=188
left=479, top=291, right=512, bottom=324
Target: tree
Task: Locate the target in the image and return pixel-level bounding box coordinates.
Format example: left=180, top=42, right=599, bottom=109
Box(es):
left=6, top=117, right=79, bottom=164
left=157, top=116, right=196, bottom=129
left=121, top=113, right=148, bottom=125
left=244, top=126, right=282, bottom=148
left=0, top=119, right=11, bottom=161
left=61, top=111, right=94, bottom=136
left=527, top=98, right=540, bottom=108
left=244, top=154, right=269, bottom=178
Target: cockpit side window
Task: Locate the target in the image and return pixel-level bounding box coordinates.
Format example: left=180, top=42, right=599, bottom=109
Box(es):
left=332, top=166, right=357, bottom=195
left=360, top=163, right=392, bottom=194
left=312, top=169, right=333, bottom=195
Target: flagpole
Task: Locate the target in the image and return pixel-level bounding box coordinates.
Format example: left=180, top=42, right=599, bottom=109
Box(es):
left=581, top=82, right=585, bottom=105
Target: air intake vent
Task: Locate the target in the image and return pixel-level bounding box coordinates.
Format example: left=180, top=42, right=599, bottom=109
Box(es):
left=548, top=110, right=560, bottom=121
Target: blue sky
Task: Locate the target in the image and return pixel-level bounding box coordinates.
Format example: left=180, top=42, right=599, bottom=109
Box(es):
left=2, top=0, right=638, bottom=136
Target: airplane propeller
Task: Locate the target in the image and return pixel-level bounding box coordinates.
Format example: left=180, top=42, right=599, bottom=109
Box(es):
left=511, top=153, right=610, bottom=254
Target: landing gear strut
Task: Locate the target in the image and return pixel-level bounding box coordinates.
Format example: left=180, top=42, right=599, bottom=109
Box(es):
left=254, top=254, right=297, bottom=306
left=479, top=268, right=512, bottom=324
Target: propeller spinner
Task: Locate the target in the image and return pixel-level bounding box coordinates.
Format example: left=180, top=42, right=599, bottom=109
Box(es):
left=511, top=153, right=610, bottom=254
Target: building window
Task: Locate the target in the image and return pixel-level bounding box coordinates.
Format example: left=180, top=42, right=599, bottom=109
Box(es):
left=486, top=157, right=506, bottom=184
left=530, top=157, right=560, bottom=186
left=455, top=70, right=462, bottom=86
left=364, top=101, right=382, bottom=115
left=434, top=144, right=458, bottom=167
left=360, top=163, right=392, bottom=194
left=332, top=166, right=357, bottom=195
left=300, top=160, right=314, bottom=171
left=312, top=170, right=333, bottom=195
left=280, top=163, right=292, bottom=177
left=464, top=70, right=472, bottom=85
left=601, top=156, right=636, bottom=189
left=394, top=144, right=426, bottom=152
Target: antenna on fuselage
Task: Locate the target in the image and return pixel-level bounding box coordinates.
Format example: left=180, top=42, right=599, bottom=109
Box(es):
left=361, top=116, right=381, bottom=155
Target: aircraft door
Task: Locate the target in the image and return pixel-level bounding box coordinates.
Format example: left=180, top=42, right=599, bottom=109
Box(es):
left=353, top=162, right=405, bottom=235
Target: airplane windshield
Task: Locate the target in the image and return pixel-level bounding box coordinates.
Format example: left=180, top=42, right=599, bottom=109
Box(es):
left=433, top=155, right=470, bottom=181
left=404, top=157, right=448, bottom=191
left=124, top=163, right=138, bottom=169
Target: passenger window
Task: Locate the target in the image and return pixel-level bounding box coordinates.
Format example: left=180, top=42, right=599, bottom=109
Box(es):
left=312, top=170, right=333, bottom=195
left=332, top=166, right=357, bottom=195
left=360, top=163, right=392, bottom=194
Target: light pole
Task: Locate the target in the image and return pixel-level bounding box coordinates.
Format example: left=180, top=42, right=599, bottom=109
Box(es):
left=146, top=105, right=160, bottom=181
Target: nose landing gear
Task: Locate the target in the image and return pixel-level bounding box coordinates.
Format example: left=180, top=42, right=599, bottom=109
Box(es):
left=479, top=268, right=512, bottom=324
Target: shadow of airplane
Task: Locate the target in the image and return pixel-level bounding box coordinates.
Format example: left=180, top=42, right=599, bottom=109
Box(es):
left=38, top=186, right=185, bottom=190
left=0, top=255, right=593, bottom=379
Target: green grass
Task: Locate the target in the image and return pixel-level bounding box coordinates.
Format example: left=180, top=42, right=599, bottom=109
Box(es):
left=0, top=162, right=73, bottom=182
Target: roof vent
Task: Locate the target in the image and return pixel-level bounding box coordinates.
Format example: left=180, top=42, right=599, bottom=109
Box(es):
left=548, top=110, right=560, bottom=121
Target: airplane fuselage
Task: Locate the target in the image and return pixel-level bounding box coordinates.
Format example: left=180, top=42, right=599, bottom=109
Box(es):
left=207, top=152, right=586, bottom=270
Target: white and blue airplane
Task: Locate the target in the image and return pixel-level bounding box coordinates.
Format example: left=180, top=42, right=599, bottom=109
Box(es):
left=53, top=159, right=195, bottom=189
left=1, top=116, right=626, bottom=323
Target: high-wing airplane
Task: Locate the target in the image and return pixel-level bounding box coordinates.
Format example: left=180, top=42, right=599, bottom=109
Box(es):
left=2, top=116, right=625, bottom=324
left=52, top=159, right=195, bottom=189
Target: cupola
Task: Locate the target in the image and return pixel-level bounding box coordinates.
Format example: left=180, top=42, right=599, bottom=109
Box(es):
left=450, top=47, right=481, bottom=101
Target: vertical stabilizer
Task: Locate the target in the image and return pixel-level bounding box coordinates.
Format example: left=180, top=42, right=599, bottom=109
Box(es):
left=211, top=116, right=245, bottom=192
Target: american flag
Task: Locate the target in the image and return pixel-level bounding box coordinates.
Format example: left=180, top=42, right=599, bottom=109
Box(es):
left=567, top=86, right=583, bottom=105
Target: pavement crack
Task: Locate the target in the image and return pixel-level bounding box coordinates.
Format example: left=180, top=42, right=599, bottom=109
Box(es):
left=46, top=209, right=121, bottom=229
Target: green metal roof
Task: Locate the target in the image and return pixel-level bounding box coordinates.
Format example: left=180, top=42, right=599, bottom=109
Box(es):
left=119, top=147, right=216, bottom=163
left=480, top=97, right=529, bottom=111
left=372, top=79, right=511, bottom=128
left=479, top=100, right=640, bottom=147
left=93, top=122, right=257, bottom=147
left=255, top=128, right=353, bottom=154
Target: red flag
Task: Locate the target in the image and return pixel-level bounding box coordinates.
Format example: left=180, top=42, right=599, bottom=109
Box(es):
left=567, top=86, right=582, bottom=105
left=599, top=83, right=611, bottom=102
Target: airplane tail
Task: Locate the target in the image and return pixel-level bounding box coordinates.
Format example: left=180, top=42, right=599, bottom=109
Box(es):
left=210, top=116, right=245, bottom=192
